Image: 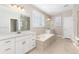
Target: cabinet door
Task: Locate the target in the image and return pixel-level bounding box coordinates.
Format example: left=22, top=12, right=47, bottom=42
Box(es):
left=2, top=46, right=15, bottom=54
left=23, top=39, right=29, bottom=53
left=26, top=37, right=36, bottom=51
left=16, top=35, right=36, bottom=54
left=23, top=35, right=36, bottom=53
left=16, top=40, right=24, bottom=54
left=21, top=37, right=30, bottom=53
left=16, top=37, right=29, bottom=54
left=16, top=38, right=25, bottom=54
left=0, top=38, right=15, bottom=54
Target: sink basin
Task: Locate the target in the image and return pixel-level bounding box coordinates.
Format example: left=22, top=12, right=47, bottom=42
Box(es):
left=17, top=32, right=21, bottom=34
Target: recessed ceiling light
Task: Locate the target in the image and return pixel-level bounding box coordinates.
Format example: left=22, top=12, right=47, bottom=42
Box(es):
left=47, top=18, right=51, bottom=21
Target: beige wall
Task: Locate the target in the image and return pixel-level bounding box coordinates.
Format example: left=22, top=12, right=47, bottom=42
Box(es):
left=53, top=5, right=79, bottom=42
left=23, top=4, right=51, bottom=35
left=77, top=11, right=79, bottom=37
left=73, top=5, right=79, bottom=38
left=53, top=10, right=73, bottom=37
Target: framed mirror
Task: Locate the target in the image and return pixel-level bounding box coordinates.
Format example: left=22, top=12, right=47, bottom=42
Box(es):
left=20, top=15, right=30, bottom=31
left=10, top=19, right=18, bottom=32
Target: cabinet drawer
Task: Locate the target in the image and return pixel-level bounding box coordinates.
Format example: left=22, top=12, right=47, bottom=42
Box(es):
left=27, top=38, right=36, bottom=43
left=26, top=39, right=36, bottom=49
left=0, top=39, right=15, bottom=46
left=16, top=36, right=27, bottom=41
left=0, top=46, right=15, bottom=54
left=0, top=39, right=15, bottom=54
left=16, top=39, right=26, bottom=54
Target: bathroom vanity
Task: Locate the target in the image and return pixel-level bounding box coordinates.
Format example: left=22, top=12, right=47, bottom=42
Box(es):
left=0, top=31, right=36, bottom=54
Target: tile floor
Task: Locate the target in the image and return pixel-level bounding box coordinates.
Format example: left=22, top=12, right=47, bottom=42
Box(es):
left=29, top=37, right=79, bottom=54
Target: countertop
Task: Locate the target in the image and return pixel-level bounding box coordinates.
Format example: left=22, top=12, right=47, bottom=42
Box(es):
left=0, top=31, right=35, bottom=40
left=37, top=33, right=54, bottom=42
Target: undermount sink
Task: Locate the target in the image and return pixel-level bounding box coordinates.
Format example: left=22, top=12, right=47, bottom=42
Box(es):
left=17, top=32, right=21, bottom=34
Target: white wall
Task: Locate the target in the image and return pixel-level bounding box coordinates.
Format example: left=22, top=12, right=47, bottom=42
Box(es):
left=63, top=16, right=74, bottom=40
left=0, top=5, right=19, bottom=34
left=53, top=16, right=63, bottom=36
left=0, top=5, right=51, bottom=34
left=0, top=5, right=32, bottom=34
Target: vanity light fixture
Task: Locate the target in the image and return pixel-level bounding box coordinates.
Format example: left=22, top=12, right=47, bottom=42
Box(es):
left=18, top=6, right=21, bottom=10
left=10, top=4, right=17, bottom=8
left=21, top=8, right=24, bottom=11
left=10, top=4, right=25, bottom=11
left=13, top=4, right=17, bottom=8
left=21, top=7, right=25, bottom=11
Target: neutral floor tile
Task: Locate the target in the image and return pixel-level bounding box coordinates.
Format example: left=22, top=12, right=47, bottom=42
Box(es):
left=28, top=37, right=79, bottom=54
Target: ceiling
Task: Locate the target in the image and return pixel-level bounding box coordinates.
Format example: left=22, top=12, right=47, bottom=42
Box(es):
left=33, top=4, right=73, bottom=16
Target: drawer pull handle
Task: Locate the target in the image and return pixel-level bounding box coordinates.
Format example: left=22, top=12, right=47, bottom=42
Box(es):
left=22, top=41, right=26, bottom=45
left=5, top=48, right=11, bottom=51
left=5, top=41, right=11, bottom=43
left=32, top=39, right=34, bottom=40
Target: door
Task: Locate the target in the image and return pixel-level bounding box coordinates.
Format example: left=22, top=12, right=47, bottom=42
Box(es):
left=63, top=16, right=74, bottom=39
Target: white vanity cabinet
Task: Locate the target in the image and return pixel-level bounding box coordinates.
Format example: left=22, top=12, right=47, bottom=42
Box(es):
left=0, top=32, right=36, bottom=54
left=0, top=38, right=16, bottom=54
left=26, top=35, right=36, bottom=51
left=16, top=36, right=30, bottom=54
left=16, top=33, right=36, bottom=54
left=16, top=38, right=26, bottom=54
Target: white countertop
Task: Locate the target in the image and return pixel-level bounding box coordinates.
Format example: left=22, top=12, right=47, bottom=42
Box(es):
left=37, top=33, right=54, bottom=42
left=0, top=31, right=35, bottom=40
left=0, top=33, right=16, bottom=40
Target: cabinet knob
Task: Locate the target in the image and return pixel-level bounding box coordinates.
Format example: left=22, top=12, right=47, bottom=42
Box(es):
left=22, top=41, right=26, bottom=45
left=32, top=43, right=35, bottom=46
left=5, top=48, right=11, bottom=51
left=32, top=39, right=34, bottom=41
left=5, top=41, right=11, bottom=43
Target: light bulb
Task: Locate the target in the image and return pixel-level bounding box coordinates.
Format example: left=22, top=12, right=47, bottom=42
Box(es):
left=22, top=8, right=24, bottom=11
left=9, top=4, right=12, bottom=7
left=13, top=4, right=17, bottom=8
left=18, top=6, right=21, bottom=10
left=48, top=18, right=50, bottom=21
left=21, top=6, right=24, bottom=11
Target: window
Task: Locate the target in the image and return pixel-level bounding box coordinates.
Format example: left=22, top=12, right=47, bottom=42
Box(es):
left=32, top=10, right=45, bottom=27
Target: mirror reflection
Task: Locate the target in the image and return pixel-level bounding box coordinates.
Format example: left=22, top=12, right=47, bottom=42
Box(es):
left=20, top=15, right=30, bottom=31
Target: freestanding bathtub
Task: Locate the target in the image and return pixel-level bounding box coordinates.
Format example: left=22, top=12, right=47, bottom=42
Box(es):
left=36, top=33, right=55, bottom=51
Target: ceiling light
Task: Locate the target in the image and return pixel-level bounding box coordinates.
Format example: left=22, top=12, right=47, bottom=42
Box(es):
left=48, top=18, right=51, bottom=21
